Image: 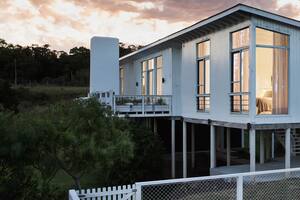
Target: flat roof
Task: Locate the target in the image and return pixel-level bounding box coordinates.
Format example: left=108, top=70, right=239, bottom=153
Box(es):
left=120, top=3, right=300, bottom=63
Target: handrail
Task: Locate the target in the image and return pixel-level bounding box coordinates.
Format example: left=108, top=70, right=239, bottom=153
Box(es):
left=114, top=95, right=172, bottom=98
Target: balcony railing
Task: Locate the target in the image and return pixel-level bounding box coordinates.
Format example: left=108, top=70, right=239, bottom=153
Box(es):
left=91, top=91, right=172, bottom=117
left=113, top=95, right=172, bottom=117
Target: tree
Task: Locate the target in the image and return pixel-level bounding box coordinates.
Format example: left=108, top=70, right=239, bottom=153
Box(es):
left=28, top=99, right=134, bottom=190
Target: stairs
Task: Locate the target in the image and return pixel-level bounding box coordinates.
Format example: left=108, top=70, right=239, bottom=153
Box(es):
left=276, top=129, right=300, bottom=156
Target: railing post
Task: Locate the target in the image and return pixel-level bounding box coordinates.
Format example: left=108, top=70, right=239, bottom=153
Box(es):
left=142, top=96, right=145, bottom=115
left=135, top=183, right=142, bottom=200
left=237, top=175, right=243, bottom=200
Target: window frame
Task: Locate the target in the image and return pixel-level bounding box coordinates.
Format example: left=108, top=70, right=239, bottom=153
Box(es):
left=255, top=26, right=290, bottom=116
left=196, top=39, right=211, bottom=112
left=119, top=65, right=125, bottom=95
left=140, top=55, right=163, bottom=96
left=230, top=27, right=250, bottom=114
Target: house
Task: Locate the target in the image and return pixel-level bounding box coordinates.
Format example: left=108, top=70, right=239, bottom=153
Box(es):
left=89, top=4, right=300, bottom=178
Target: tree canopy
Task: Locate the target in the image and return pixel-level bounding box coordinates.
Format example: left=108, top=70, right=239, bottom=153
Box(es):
left=0, top=39, right=141, bottom=86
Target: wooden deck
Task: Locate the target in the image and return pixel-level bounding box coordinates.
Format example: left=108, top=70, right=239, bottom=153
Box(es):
left=211, top=156, right=300, bottom=175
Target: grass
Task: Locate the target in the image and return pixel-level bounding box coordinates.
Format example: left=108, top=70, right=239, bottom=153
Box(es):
left=12, top=85, right=89, bottom=111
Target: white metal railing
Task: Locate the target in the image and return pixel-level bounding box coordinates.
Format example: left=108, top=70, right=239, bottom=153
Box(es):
left=69, top=167, right=300, bottom=200
left=113, top=95, right=172, bottom=116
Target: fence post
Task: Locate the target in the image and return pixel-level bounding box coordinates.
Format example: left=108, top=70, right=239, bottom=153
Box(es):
left=236, top=175, right=243, bottom=200
left=135, top=183, right=142, bottom=200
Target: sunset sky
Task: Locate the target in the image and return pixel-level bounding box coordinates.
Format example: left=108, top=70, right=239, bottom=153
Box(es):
left=1, top=0, right=300, bottom=52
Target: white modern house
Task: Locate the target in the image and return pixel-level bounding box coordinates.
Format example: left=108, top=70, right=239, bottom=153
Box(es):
left=89, top=4, right=300, bottom=179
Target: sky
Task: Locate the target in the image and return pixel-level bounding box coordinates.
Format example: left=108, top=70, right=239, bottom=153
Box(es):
left=0, top=0, right=300, bottom=52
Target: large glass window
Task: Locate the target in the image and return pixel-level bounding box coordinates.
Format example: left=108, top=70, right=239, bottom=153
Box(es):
left=197, top=40, right=210, bottom=112
left=256, top=28, right=288, bottom=115
left=141, top=61, right=147, bottom=95
left=156, top=56, right=163, bottom=95
left=141, top=56, right=163, bottom=95
left=231, top=28, right=249, bottom=113
left=119, top=65, right=125, bottom=95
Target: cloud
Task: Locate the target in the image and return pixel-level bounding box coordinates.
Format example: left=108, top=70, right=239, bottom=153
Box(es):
left=0, top=0, right=300, bottom=51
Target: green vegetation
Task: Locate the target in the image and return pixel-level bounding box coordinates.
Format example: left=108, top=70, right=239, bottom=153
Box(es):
left=0, top=82, right=164, bottom=199
left=0, top=39, right=141, bottom=86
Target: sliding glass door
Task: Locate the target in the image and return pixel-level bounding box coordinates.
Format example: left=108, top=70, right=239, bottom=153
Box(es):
left=256, top=28, right=289, bottom=115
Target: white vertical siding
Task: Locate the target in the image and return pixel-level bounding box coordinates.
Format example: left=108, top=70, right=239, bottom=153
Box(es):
left=180, top=20, right=251, bottom=123
left=120, top=17, right=300, bottom=125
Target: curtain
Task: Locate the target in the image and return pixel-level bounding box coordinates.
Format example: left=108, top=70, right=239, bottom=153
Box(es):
left=272, top=33, right=288, bottom=114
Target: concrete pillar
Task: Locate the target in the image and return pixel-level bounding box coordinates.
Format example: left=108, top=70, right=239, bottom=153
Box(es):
left=227, top=128, right=231, bottom=166
left=260, top=132, right=265, bottom=164
left=285, top=128, right=291, bottom=169
left=272, top=132, right=275, bottom=160
left=210, top=125, right=216, bottom=169
left=191, top=124, right=195, bottom=168
left=171, top=119, right=175, bottom=178
left=249, top=128, right=256, bottom=172
left=241, top=129, right=245, bottom=148
left=183, top=121, right=187, bottom=178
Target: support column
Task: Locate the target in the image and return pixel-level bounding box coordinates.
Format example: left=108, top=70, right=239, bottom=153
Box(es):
left=285, top=128, right=291, bottom=169
left=191, top=124, right=195, bottom=168
left=153, top=118, right=157, bottom=134
left=220, top=127, right=225, bottom=153
left=272, top=132, right=275, bottom=160
left=171, top=119, right=176, bottom=178
left=241, top=129, right=245, bottom=148
left=210, top=125, right=216, bottom=169
left=227, top=128, right=231, bottom=166
left=260, top=132, right=265, bottom=164
left=249, top=128, right=256, bottom=172
left=183, top=121, right=187, bottom=178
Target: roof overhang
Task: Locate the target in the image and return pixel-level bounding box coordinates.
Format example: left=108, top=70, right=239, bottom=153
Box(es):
left=119, top=4, right=300, bottom=64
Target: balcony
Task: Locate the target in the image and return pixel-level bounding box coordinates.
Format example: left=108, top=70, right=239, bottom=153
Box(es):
left=114, top=95, right=172, bottom=117
left=92, top=91, right=172, bottom=117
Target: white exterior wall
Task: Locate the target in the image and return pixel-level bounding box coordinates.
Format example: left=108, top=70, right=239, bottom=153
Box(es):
left=180, top=20, right=251, bottom=123
left=90, top=37, right=119, bottom=94
left=172, top=48, right=182, bottom=116
left=119, top=17, right=300, bottom=124
left=123, top=62, right=136, bottom=95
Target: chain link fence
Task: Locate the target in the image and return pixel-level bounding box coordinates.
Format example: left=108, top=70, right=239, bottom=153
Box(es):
left=136, top=168, right=300, bottom=200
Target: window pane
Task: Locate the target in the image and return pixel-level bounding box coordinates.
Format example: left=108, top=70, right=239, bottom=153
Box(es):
left=120, top=66, right=124, bottom=95
left=233, top=53, right=240, bottom=82
left=142, top=71, right=146, bottom=95
left=256, top=28, right=288, bottom=46
left=232, top=28, right=249, bottom=49
left=197, top=40, right=210, bottom=57
left=148, top=59, right=154, bottom=70
left=157, top=56, right=163, bottom=68
left=198, top=60, right=204, bottom=90
left=142, top=61, right=147, bottom=71
left=149, top=70, right=153, bottom=95
left=205, top=59, right=210, bottom=94
left=231, top=95, right=241, bottom=112
left=256, top=47, right=288, bottom=115
left=157, top=68, right=162, bottom=95
left=242, top=50, right=249, bottom=93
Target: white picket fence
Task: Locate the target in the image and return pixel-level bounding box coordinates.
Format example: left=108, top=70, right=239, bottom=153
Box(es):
left=69, top=185, right=136, bottom=200
left=69, top=167, right=300, bottom=200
